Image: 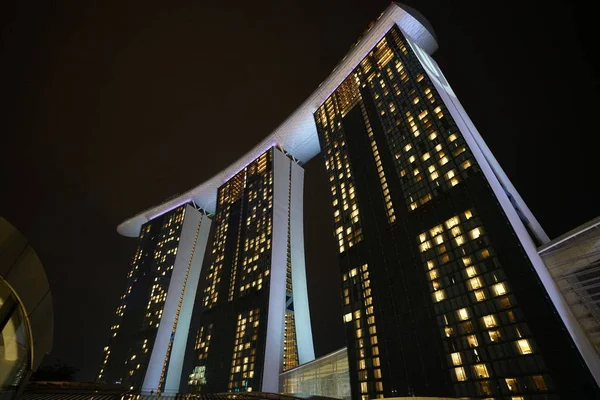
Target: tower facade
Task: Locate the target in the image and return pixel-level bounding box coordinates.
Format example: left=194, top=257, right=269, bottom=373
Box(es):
left=314, top=14, right=599, bottom=400
left=113, top=3, right=600, bottom=399
left=186, top=147, right=314, bottom=393
left=98, top=204, right=211, bottom=393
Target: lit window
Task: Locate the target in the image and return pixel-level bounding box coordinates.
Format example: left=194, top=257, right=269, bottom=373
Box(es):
left=481, top=249, right=491, bottom=258
left=505, top=378, right=518, bottom=392
left=492, top=283, right=506, bottom=296
left=434, top=290, right=445, bottom=302
left=420, top=241, right=432, bottom=252
left=473, top=364, right=489, bottom=378
left=466, top=335, right=478, bottom=347
left=444, top=326, right=453, bottom=337
left=445, top=216, right=459, bottom=229
left=455, top=367, right=467, bottom=381
left=469, top=228, right=482, bottom=239
left=466, top=266, right=477, bottom=277
left=343, top=313, right=352, bottom=323
left=430, top=225, right=443, bottom=236
left=457, top=308, right=469, bottom=321
left=451, top=352, right=462, bottom=366
left=464, top=210, right=473, bottom=219
left=462, top=257, right=472, bottom=266
left=468, top=277, right=482, bottom=290
left=374, top=369, right=382, bottom=379
left=474, top=290, right=486, bottom=302
left=488, top=330, right=502, bottom=342
left=427, top=260, right=435, bottom=270
left=419, top=233, right=427, bottom=243
left=483, top=315, right=497, bottom=328
left=516, top=339, right=533, bottom=354
left=429, top=269, right=438, bottom=280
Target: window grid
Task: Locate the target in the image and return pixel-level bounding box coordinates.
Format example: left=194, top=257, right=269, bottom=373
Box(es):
left=228, top=309, right=261, bottom=392
left=316, top=81, right=364, bottom=254
left=358, top=29, right=478, bottom=211
left=342, top=264, right=383, bottom=400
left=418, top=208, right=549, bottom=397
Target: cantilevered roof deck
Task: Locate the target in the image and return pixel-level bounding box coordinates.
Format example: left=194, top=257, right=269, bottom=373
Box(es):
left=117, top=3, right=437, bottom=237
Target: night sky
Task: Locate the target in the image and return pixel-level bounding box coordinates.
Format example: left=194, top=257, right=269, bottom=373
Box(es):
left=2, top=0, right=598, bottom=382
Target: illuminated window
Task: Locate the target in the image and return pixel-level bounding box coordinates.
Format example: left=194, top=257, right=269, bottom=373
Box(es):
left=457, top=308, right=469, bottom=321
left=492, top=283, right=506, bottom=296
left=430, top=225, right=443, bottom=236
left=469, top=227, right=482, bottom=239
left=489, top=330, right=502, bottom=342
left=483, top=315, right=497, bottom=328
left=474, top=290, right=486, bottom=302
left=445, top=216, right=459, bottom=229
left=466, top=335, right=478, bottom=347
left=360, top=382, right=368, bottom=393
left=516, top=339, right=532, bottom=354
left=455, top=367, right=467, bottom=381
left=473, top=364, right=489, bottom=378
left=465, top=266, right=477, bottom=277
left=420, top=241, right=432, bottom=252
left=434, top=290, right=445, bottom=302
left=468, top=277, right=482, bottom=290
left=451, top=352, right=462, bottom=366
left=505, top=378, right=519, bottom=392
left=343, top=313, right=352, bottom=323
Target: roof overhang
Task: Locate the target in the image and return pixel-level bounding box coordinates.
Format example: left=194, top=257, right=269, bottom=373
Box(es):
left=117, top=3, right=437, bottom=237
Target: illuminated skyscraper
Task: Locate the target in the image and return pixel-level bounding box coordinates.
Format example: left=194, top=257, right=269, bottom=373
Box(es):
left=314, top=4, right=599, bottom=400
left=113, top=2, right=600, bottom=399
left=97, top=204, right=211, bottom=393
left=185, top=147, right=314, bottom=393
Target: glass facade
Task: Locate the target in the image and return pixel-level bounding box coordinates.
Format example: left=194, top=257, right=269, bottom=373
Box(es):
left=280, top=348, right=350, bottom=400
left=315, top=25, right=598, bottom=399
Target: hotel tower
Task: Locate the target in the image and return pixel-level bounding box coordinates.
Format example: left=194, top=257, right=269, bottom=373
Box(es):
left=107, top=3, right=600, bottom=399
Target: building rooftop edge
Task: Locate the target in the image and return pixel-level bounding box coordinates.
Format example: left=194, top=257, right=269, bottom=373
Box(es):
left=117, top=3, right=438, bottom=237
left=538, top=216, right=600, bottom=254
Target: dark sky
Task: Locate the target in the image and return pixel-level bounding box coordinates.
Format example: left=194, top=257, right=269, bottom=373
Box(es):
left=2, top=0, right=598, bottom=382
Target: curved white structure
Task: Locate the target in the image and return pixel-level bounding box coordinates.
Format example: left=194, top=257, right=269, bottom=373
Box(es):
left=117, top=2, right=438, bottom=237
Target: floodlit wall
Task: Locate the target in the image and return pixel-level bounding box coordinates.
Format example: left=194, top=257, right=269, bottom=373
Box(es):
left=279, top=348, right=350, bottom=400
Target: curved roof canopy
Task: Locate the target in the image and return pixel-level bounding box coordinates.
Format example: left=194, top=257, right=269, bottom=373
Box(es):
left=118, top=2, right=437, bottom=237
